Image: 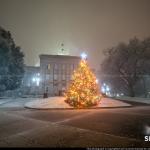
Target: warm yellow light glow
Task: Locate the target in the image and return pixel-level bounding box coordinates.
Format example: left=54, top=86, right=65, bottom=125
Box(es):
left=65, top=59, right=102, bottom=108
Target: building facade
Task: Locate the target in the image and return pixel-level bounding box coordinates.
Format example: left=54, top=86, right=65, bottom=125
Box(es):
left=40, top=55, right=80, bottom=96
left=22, top=54, right=80, bottom=96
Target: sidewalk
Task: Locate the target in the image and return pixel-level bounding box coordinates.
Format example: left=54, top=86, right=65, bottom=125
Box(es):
left=115, top=96, right=150, bottom=104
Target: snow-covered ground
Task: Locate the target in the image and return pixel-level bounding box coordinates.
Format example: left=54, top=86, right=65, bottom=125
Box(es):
left=25, top=97, right=131, bottom=109
left=0, top=98, right=38, bottom=108
left=0, top=99, right=12, bottom=105
left=115, top=96, right=150, bottom=104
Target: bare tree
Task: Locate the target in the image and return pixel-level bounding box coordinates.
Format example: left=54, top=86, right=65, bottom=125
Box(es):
left=101, top=37, right=150, bottom=97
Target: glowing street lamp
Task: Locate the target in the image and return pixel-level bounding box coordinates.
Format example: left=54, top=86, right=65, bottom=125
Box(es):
left=106, top=86, right=110, bottom=92
left=32, top=73, right=41, bottom=86
left=81, top=52, right=87, bottom=60
left=101, top=87, right=106, bottom=93
left=36, top=78, right=40, bottom=86
left=32, top=77, right=36, bottom=82
left=101, top=83, right=111, bottom=95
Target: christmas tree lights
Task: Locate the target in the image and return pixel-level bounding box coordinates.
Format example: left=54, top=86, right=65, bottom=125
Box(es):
left=65, top=58, right=102, bottom=108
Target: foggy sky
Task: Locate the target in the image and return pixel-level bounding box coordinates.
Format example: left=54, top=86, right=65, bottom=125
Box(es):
left=0, top=0, right=150, bottom=69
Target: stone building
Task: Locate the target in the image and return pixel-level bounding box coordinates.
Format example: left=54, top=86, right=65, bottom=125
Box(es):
left=22, top=54, right=80, bottom=96
left=40, top=54, right=80, bottom=96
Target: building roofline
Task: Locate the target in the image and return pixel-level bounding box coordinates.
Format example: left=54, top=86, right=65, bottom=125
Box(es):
left=24, top=65, right=40, bottom=69
left=39, top=54, right=80, bottom=59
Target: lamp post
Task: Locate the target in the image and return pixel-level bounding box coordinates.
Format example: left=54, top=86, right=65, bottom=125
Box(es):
left=32, top=73, right=41, bottom=97
left=101, top=83, right=111, bottom=96
left=81, top=52, right=87, bottom=60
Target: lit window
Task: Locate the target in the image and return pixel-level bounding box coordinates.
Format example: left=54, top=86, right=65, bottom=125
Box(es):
left=54, top=74, right=58, bottom=80
left=47, top=64, right=51, bottom=70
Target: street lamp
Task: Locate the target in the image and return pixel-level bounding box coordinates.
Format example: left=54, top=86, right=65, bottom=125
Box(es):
left=101, top=87, right=106, bottom=93
left=81, top=52, right=87, bottom=60
left=101, top=83, right=111, bottom=96
left=32, top=73, right=41, bottom=86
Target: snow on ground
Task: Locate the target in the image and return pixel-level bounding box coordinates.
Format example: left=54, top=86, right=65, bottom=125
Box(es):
left=0, top=99, right=12, bottom=105
left=25, top=97, right=131, bottom=109
left=115, top=96, right=150, bottom=104
left=25, top=97, right=73, bottom=109
left=0, top=97, right=16, bottom=105
left=0, top=98, right=38, bottom=108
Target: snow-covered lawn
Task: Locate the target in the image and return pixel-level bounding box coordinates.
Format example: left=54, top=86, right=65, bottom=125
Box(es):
left=0, top=97, right=38, bottom=108
left=0, top=99, right=12, bottom=105
left=25, top=97, right=131, bottom=109
left=115, top=96, right=150, bottom=104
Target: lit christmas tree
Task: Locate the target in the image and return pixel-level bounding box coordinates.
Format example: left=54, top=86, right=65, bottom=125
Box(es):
left=65, top=53, right=102, bottom=108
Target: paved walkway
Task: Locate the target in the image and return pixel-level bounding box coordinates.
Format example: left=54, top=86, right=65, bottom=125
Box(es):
left=0, top=98, right=150, bottom=147
left=116, top=96, right=150, bottom=104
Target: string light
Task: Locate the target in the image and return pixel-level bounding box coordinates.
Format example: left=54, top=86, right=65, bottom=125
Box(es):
left=65, top=59, right=102, bottom=108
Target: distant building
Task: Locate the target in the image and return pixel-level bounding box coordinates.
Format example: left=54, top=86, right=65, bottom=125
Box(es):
left=40, top=54, right=80, bottom=96
left=22, top=54, right=80, bottom=96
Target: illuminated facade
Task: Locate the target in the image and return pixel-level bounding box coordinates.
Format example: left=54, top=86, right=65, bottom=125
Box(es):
left=22, top=54, right=80, bottom=96
left=40, top=55, right=80, bottom=96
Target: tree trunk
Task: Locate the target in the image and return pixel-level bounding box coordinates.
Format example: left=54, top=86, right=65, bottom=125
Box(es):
left=128, top=85, right=135, bottom=97
left=142, top=77, right=147, bottom=98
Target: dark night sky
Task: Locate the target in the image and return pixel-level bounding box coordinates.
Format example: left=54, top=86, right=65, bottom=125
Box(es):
left=0, top=0, right=150, bottom=69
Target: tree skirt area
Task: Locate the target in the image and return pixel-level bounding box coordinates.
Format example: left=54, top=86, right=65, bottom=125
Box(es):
left=24, top=97, right=131, bottom=109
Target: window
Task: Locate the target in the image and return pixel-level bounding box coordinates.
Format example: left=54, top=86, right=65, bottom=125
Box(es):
left=62, top=64, right=66, bottom=70
left=27, top=83, right=31, bottom=87
left=62, top=74, right=66, bottom=81
left=54, top=64, right=59, bottom=74
left=62, top=83, right=66, bottom=87
left=53, top=82, right=58, bottom=86
left=54, top=64, right=58, bottom=70
left=65, top=64, right=69, bottom=75
left=54, top=69, right=59, bottom=74
left=49, top=75, right=53, bottom=81
left=46, top=74, right=50, bottom=80
left=47, top=64, right=51, bottom=70
left=70, top=64, right=74, bottom=70
left=67, top=75, right=71, bottom=81
left=54, top=74, right=58, bottom=81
